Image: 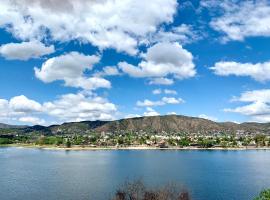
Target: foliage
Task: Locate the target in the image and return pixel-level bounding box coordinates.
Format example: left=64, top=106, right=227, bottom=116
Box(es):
left=112, top=180, right=190, bottom=200
left=198, top=139, right=214, bottom=148
left=254, top=189, right=270, bottom=200
left=65, top=139, right=71, bottom=148
left=35, top=136, right=63, bottom=145
left=0, top=138, right=13, bottom=145
left=178, top=138, right=190, bottom=147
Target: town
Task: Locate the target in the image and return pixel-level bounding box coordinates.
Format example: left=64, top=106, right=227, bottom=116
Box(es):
left=1, top=131, right=270, bottom=149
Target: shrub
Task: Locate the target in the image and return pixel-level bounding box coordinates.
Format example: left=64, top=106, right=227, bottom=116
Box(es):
left=0, top=138, right=13, bottom=145
left=112, top=180, right=191, bottom=200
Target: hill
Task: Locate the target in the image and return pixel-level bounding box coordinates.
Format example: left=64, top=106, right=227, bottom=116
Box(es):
left=1, top=115, right=270, bottom=135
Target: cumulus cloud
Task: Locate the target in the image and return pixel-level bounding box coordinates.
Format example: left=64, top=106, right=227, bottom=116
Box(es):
left=9, top=95, right=42, bottom=114
left=149, top=78, right=174, bottom=85
left=211, top=61, right=270, bottom=82
left=0, top=92, right=117, bottom=125
left=0, top=40, right=54, bottom=60
left=0, top=99, right=9, bottom=120
left=19, top=116, right=45, bottom=125
left=137, top=97, right=184, bottom=107
left=144, top=24, right=200, bottom=45
left=43, top=92, right=117, bottom=122
left=143, top=107, right=160, bottom=117
left=34, top=52, right=111, bottom=90
left=167, top=112, right=177, bottom=115
left=0, top=95, right=43, bottom=124
left=162, top=97, right=184, bottom=104
left=94, top=66, right=121, bottom=77
left=203, top=0, right=270, bottom=41
left=224, top=89, right=270, bottom=122
left=118, top=42, right=196, bottom=82
left=0, top=0, right=178, bottom=54
left=198, top=114, right=218, bottom=122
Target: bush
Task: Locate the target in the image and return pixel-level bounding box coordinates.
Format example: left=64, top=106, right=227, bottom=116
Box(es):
left=66, top=139, right=71, bottom=148
left=254, top=189, right=270, bottom=200
left=0, top=138, right=13, bottom=145
left=112, top=180, right=190, bottom=200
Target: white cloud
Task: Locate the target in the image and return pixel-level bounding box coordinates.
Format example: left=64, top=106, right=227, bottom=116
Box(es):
left=137, top=99, right=164, bottom=107
left=164, top=89, right=177, bottom=95
left=137, top=97, right=184, bottom=107
left=118, top=42, right=196, bottom=82
left=198, top=114, right=218, bottom=122
left=167, top=112, right=177, bottom=115
left=125, top=114, right=141, bottom=119
left=0, top=95, right=43, bottom=124
left=35, top=52, right=111, bottom=90
left=0, top=99, right=9, bottom=120
left=143, top=107, right=160, bottom=117
left=162, top=97, right=184, bottom=104
left=9, top=95, right=42, bottom=114
left=19, top=116, right=45, bottom=125
left=0, top=40, right=54, bottom=60
left=144, top=24, right=199, bottom=45
left=94, top=66, right=121, bottom=77
left=205, top=1, right=270, bottom=41
left=152, top=89, right=177, bottom=95
left=152, top=89, right=162, bottom=95
left=0, top=92, right=118, bottom=125
left=224, top=89, right=270, bottom=122
left=43, top=92, right=117, bottom=122
left=0, top=0, right=178, bottom=55
left=211, top=61, right=270, bottom=82
left=149, top=78, right=174, bottom=85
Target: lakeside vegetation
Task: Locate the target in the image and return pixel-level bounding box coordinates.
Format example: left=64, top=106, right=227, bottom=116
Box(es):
left=1, top=131, right=270, bottom=149
left=112, top=180, right=190, bottom=200
left=111, top=180, right=270, bottom=200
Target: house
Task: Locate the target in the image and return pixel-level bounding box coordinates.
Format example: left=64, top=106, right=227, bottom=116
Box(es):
left=156, top=140, right=168, bottom=148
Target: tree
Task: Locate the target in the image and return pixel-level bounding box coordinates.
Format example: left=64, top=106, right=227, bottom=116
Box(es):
left=254, top=189, right=270, bottom=200
left=66, top=139, right=71, bottom=148
left=0, top=138, right=12, bottom=145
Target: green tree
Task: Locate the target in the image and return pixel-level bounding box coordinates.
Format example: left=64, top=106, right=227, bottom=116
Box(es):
left=0, top=138, right=12, bottom=145
left=254, top=189, right=270, bottom=200
left=66, top=139, right=71, bottom=148
left=178, top=138, right=190, bottom=147
left=117, top=137, right=124, bottom=145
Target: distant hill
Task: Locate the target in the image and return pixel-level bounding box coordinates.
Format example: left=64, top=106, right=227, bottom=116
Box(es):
left=1, top=115, right=270, bottom=135
left=0, top=123, right=27, bottom=129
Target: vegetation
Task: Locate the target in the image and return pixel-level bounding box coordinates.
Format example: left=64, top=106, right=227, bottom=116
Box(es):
left=0, top=138, right=13, bottom=145
left=112, top=180, right=190, bottom=200
left=0, top=131, right=270, bottom=149
left=254, top=189, right=270, bottom=200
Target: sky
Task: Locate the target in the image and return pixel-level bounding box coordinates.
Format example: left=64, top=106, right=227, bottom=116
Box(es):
left=1, top=0, right=270, bottom=125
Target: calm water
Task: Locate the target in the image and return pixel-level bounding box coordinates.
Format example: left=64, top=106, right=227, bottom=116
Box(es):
left=0, top=148, right=270, bottom=200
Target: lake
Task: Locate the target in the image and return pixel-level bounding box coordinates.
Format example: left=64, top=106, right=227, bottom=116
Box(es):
left=0, top=147, right=270, bottom=200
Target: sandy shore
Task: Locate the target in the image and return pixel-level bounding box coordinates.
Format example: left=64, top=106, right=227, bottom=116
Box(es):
left=2, top=144, right=270, bottom=151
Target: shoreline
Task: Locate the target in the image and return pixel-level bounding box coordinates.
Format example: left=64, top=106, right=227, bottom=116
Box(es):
left=1, top=144, right=270, bottom=151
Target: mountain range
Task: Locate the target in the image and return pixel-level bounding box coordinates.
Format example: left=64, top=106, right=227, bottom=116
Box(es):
left=1, top=115, right=270, bottom=135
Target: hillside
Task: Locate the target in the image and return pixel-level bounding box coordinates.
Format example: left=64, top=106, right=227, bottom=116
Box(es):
left=1, top=115, right=270, bottom=135
left=0, top=123, right=27, bottom=129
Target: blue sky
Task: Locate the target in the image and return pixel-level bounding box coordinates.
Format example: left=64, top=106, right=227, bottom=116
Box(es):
left=1, top=0, right=270, bottom=125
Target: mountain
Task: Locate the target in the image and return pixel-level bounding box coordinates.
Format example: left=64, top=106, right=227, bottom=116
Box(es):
left=1, top=115, right=270, bottom=135
left=0, top=123, right=27, bottom=129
